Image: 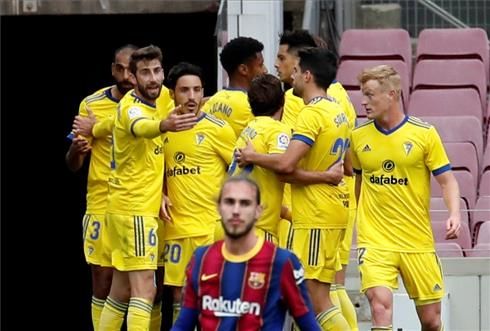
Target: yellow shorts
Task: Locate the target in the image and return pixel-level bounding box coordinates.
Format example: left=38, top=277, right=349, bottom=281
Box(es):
left=358, top=247, right=445, bottom=304
left=339, top=208, right=357, bottom=265
left=164, top=234, right=214, bottom=287
left=277, top=218, right=293, bottom=249
left=105, top=213, right=159, bottom=271
left=82, top=213, right=111, bottom=266
left=289, top=228, right=344, bottom=283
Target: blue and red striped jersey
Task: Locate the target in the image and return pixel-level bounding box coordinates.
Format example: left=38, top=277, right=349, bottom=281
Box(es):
left=172, top=237, right=320, bottom=331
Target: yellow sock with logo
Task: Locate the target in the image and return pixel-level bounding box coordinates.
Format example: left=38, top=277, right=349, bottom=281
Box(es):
left=316, top=306, right=350, bottom=331
left=149, top=301, right=162, bottom=331
left=98, top=296, right=128, bottom=331
left=371, top=326, right=392, bottom=331
left=127, top=297, right=153, bottom=331
left=172, top=303, right=181, bottom=325
left=91, top=296, right=105, bottom=331
left=329, top=285, right=341, bottom=308
left=336, top=285, right=358, bottom=331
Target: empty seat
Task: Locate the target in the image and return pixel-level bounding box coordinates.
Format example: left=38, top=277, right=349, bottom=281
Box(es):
left=435, top=242, right=464, bottom=257
left=465, top=243, right=490, bottom=257
left=419, top=116, right=484, bottom=167
left=430, top=197, right=469, bottom=225
left=472, top=196, right=490, bottom=239
left=347, top=90, right=365, bottom=118
left=412, top=60, right=487, bottom=114
left=431, top=221, right=472, bottom=249
left=416, top=28, right=489, bottom=85
left=408, top=89, right=483, bottom=125
left=483, top=143, right=490, bottom=174
left=339, top=29, right=412, bottom=76
left=431, top=170, right=476, bottom=210
left=445, top=142, right=479, bottom=184
left=475, top=221, right=490, bottom=245
left=480, top=171, right=490, bottom=197
left=337, top=60, right=410, bottom=110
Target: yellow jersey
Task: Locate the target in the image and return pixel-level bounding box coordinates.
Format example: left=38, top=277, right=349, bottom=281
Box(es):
left=230, top=116, right=291, bottom=235
left=163, top=112, right=236, bottom=239
left=79, top=86, right=119, bottom=214
left=351, top=116, right=451, bottom=252
left=201, top=88, right=254, bottom=137
left=107, top=91, right=164, bottom=217
left=291, top=97, right=350, bottom=229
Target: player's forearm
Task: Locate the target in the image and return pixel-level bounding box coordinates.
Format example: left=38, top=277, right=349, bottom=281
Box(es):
left=65, top=146, right=85, bottom=172
left=248, top=152, right=292, bottom=173
left=131, top=118, right=162, bottom=138
left=440, top=174, right=461, bottom=217
left=92, top=116, right=114, bottom=138
left=279, top=168, right=343, bottom=185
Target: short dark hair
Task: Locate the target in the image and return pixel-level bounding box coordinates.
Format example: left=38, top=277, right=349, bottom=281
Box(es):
left=219, top=37, right=264, bottom=76
left=218, top=176, right=261, bottom=205
left=248, top=74, right=284, bottom=117
left=129, top=45, right=163, bottom=74
left=297, top=47, right=337, bottom=89
left=113, top=44, right=138, bottom=62
left=166, top=62, right=204, bottom=90
left=279, top=30, right=317, bottom=55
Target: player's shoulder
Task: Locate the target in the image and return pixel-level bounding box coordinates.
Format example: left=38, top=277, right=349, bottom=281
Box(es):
left=406, top=116, right=433, bottom=130
left=83, top=86, right=112, bottom=104
left=352, top=119, right=375, bottom=132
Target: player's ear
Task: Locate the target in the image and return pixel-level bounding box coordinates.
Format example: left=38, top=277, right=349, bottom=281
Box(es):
left=129, top=72, right=137, bottom=86
left=255, top=204, right=263, bottom=220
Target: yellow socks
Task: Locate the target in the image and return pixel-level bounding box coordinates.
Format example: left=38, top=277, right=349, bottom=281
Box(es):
left=149, top=301, right=162, bottom=331
left=172, top=303, right=181, bottom=325
left=329, top=285, right=341, bottom=308
left=336, top=285, right=358, bottom=331
left=91, top=296, right=105, bottom=331
left=316, top=306, right=350, bottom=331
left=98, top=296, right=128, bottom=331
left=371, top=326, right=392, bottom=331
left=127, top=297, right=153, bottom=331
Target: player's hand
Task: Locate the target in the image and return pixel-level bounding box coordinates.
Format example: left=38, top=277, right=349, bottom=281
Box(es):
left=159, top=194, right=172, bottom=223
left=236, top=140, right=256, bottom=167
left=72, top=136, right=91, bottom=154
left=445, top=214, right=461, bottom=239
left=161, top=105, right=198, bottom=132
left=324, top=161, right=344, bottom=185
left=73, top=105, right=97, bottom=137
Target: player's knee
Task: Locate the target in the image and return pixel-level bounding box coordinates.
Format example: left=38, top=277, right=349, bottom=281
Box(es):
left=420, top=315, right=441, bottom=331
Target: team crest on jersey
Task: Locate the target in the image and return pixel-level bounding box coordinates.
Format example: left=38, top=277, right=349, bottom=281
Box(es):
left=196, top=133, right=205, bottom=145
left=128, top=106, right=143, bottom=119
left=277, top=133, right=290, bottom=150
left=248, top=272, right=266, bottom=289
left=403, top=141, right=413, bottom=155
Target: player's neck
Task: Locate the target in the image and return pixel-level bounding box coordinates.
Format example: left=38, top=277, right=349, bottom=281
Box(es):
left=303, top=87, right=327, bottom=105
left=111, top=85, right=124, bottom=101
left=228, top=76, right=250, bottom=92
left=224, top=232, right=258, bottom=255
left=375, top=105, right=405, bottom=130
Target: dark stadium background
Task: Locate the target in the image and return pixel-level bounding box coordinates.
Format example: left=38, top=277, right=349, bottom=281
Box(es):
left=1, top=12, right=219, bottom=330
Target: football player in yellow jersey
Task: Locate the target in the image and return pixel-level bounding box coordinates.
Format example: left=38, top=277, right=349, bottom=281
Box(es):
left=97, top=46, right=198, bottom=331
left=65, top=44, right=137, bottom=331
left=275, top=30, right=359, bottom=330
left=352, top=65, right=461, bottom=331
left=162, top=62, right=236, bottom=323
left=237, top=48, right=350, bottom=330
left=201, top=37, right=267, bottom=137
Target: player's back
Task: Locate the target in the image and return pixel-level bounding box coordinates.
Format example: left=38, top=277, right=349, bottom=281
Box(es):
left=202, top=88, right=253, bottom=137
left=231, top=117, right=291, bottom=235
left=292, top=97, right=350, bottom=228
left=163, top=113, right=236, bottom=240
left=107, top=91, right=164, bottom=217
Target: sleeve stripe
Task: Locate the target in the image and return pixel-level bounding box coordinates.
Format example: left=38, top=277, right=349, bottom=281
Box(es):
left=130, top=117, right=146, bottom=137
left=432, top=164, right=451, bottom=176
left=292, top=134, right=314, bottom=146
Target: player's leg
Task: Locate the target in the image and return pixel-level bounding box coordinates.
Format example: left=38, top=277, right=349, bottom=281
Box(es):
left=150, top=222, right=166, bottom=331
left=400, top=252, right=445, bottom=331
left=359, top=248, right=399, bottom=330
